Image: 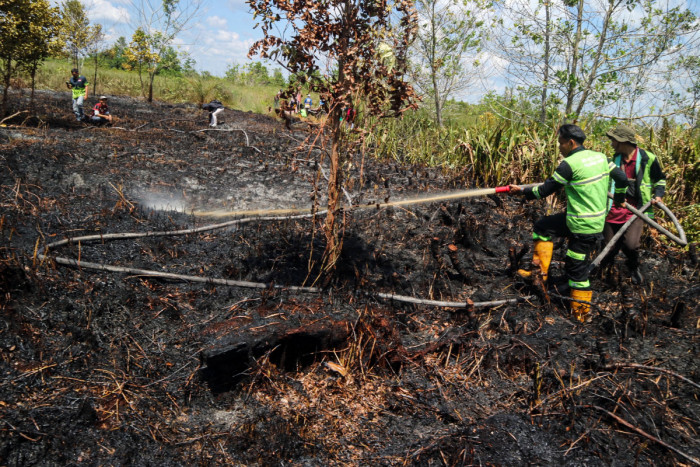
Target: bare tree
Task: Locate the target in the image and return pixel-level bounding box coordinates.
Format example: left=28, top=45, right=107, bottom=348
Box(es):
left=248, top=0, right=419, bottom=278
left=410, top=0, right=490, bottom=126
left=491, top=0, right=700, bottom=121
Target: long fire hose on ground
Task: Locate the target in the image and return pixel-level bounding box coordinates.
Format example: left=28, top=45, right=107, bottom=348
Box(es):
left=37, top=183, right=687, bottom=311
left=36, top=184, right=541, bottom=310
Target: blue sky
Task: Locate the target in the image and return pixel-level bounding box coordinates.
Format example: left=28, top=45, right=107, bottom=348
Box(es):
left=81, top=0, right=267, bottom=77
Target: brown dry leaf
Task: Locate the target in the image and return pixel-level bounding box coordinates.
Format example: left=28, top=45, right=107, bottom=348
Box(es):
left=545, top=317, right=555, bottom=325
left=323, top=361, right=348, bottom=377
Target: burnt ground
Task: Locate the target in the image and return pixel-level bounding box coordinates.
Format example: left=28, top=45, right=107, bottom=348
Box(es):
left=0, top=90, right=698, bottom=466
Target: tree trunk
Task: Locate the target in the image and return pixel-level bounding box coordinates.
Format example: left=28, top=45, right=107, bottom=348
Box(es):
left=539, top=0, right=551, bottom=125
left=92, top=55, right=98, bottom=96
left=2, top=63, right=12, bottom=116
left=429, top=1, right=442, bottom=127
left=138, top=65, right=145, bottom=98
left=565, top=0, right=584, bottom=117
left=574, top=0, right=615, bottom=117
left=148, top=72, right=155, bottom=103
left=30, top=65, right=37, bottom=110
left=323, top=110, right=343, bottom=273
left=322, top=1, right=353, bottom=275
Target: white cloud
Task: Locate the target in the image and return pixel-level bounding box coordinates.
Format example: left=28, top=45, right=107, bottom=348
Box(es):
left=85, top=0, right=131, bottom=23
left=177, top=26, right=259, bottom=75
left=207, top=15, right=228, bottom=28
left=214, top=29, right=240, bottom=42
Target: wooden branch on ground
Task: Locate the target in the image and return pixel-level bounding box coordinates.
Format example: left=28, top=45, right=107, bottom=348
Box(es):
left=602, top=363, right=700, bottom=390
left=375, top=292, right=535, bottom=309
left=0, top=110, right=29, bottom=125
left=588, top=405, right=700, bottom=466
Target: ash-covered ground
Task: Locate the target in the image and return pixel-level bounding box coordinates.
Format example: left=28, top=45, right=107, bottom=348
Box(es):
left=1, top=90, right=698, bottom=466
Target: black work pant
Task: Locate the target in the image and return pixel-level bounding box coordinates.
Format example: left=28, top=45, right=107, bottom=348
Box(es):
left=533, top=213, right=599, bottom=291
left=602, top=219, right=644, bottom=269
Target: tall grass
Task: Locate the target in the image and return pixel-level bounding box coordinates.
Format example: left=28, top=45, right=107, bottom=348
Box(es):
left=370, top=109, right=699, bottom=242
left=370, top=110, right=560, bottom=187
left=25, top=58, right=280, bottom=112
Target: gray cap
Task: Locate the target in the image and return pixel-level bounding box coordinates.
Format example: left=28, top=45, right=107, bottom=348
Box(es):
left=606, top=125, right=637, bottom=144
left=99, top=95, right=108, bottom=100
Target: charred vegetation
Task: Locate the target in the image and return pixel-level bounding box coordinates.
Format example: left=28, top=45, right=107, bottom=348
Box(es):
left=0, top=90, right=698, bottom=465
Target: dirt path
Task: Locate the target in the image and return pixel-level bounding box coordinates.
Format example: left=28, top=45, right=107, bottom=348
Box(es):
left=1, top=90, right=698, bottom=465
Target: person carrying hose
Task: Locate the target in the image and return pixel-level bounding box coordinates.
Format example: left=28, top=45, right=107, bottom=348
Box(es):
left=601, top=125, right=666, bottom=284
left=509, top=124, right=629, bottom=323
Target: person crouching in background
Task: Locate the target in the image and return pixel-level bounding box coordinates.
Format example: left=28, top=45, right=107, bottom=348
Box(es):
left=202, top=99, right=225, bottom=127
left=91, top=96, right=112, bottom=124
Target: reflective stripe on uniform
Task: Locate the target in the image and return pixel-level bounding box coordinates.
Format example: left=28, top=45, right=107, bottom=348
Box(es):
left=566, top=209, right=607, bottom=219
left=552, top=172, right=568, bottom=185
left=569, top=279, right=591, bottom=289
left=533, top=232, right=551, bottom=241
left=566, top=249, right=586, bottom=261
left=567, top=172, right=608, bottom=186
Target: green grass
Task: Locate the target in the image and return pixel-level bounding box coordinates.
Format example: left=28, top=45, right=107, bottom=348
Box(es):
left=26, top=58, right=281, bottom=112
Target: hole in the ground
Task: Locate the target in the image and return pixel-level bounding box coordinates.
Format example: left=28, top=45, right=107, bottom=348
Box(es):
left=200, top=321, right=352, bottom=394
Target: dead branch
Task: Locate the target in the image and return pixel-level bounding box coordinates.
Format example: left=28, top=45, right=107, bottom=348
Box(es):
left=44, top=255, right=321, bottom=293
left=375, top=292, right=535, bottom=309
left=42, top=211, right=321, bottom=252
left=588, top=405, right=700, bottom=466
left=602, top=363, right=700, bottom=391
left=0, top=110, right=29, bottom=125
left=192, top=127, right=261, bottom=153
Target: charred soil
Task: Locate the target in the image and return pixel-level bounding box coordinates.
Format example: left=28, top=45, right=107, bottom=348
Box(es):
left=1, top=91, right=698, bottom=466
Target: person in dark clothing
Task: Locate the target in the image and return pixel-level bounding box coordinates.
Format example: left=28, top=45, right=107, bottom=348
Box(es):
left=601, top=125, right=666, bottom=284
left=509, top=124, right=629, bottom=323
left=67, top=68, right=88, bottom=121
left=202, top=99, right=225, bottom=127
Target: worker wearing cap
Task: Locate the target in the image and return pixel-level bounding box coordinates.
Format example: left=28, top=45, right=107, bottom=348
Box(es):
left=602, top=125, right=666, bottom=284
left=509, top=124, right=629, bottom=323
left=91, top=96, right=112, bottom=124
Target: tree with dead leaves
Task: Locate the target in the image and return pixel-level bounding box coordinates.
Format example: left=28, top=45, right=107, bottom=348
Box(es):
left=248, top=0, right=419, bottom=279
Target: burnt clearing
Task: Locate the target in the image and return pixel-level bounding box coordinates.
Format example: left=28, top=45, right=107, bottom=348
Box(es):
left=0, top=90, right=698, bottom=466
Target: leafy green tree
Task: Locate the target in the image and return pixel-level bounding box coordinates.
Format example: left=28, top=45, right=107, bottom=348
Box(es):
left=123, top=27, right=160, bottom=99
left=271, top=68, right=285, bottom=87
left=128, top=0, right=203, bottom=102
left=59, top=0, right=101, bottom=69
left=0, top=0, right=63, bottom=114
left=243, top=61, right=270, bottom=85
left=105, top=36, right=129, bottom=69
left=249, top=0, right=419, bottom=276
left=224, top=63, right=240, bottom=82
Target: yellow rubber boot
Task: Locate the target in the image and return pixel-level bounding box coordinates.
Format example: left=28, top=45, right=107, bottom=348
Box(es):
left=517, top=240, right=554, bottom=282
left=571, top=289, right=593, bottom=323
left=533, top=240, right=553, bottom=282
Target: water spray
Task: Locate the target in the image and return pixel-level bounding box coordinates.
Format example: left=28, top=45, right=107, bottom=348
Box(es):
left=192, top=183, right=539, bottom=219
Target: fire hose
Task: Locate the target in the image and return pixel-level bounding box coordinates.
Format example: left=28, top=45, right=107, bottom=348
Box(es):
left=36, top=182, right=687, bottom=311
left=494, top=184, right=687, bottom=249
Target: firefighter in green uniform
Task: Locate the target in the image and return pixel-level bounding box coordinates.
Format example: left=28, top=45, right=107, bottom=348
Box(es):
left=509, top=124, right=629, bottom=323
left=601, top=125, right=666, bottom=284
